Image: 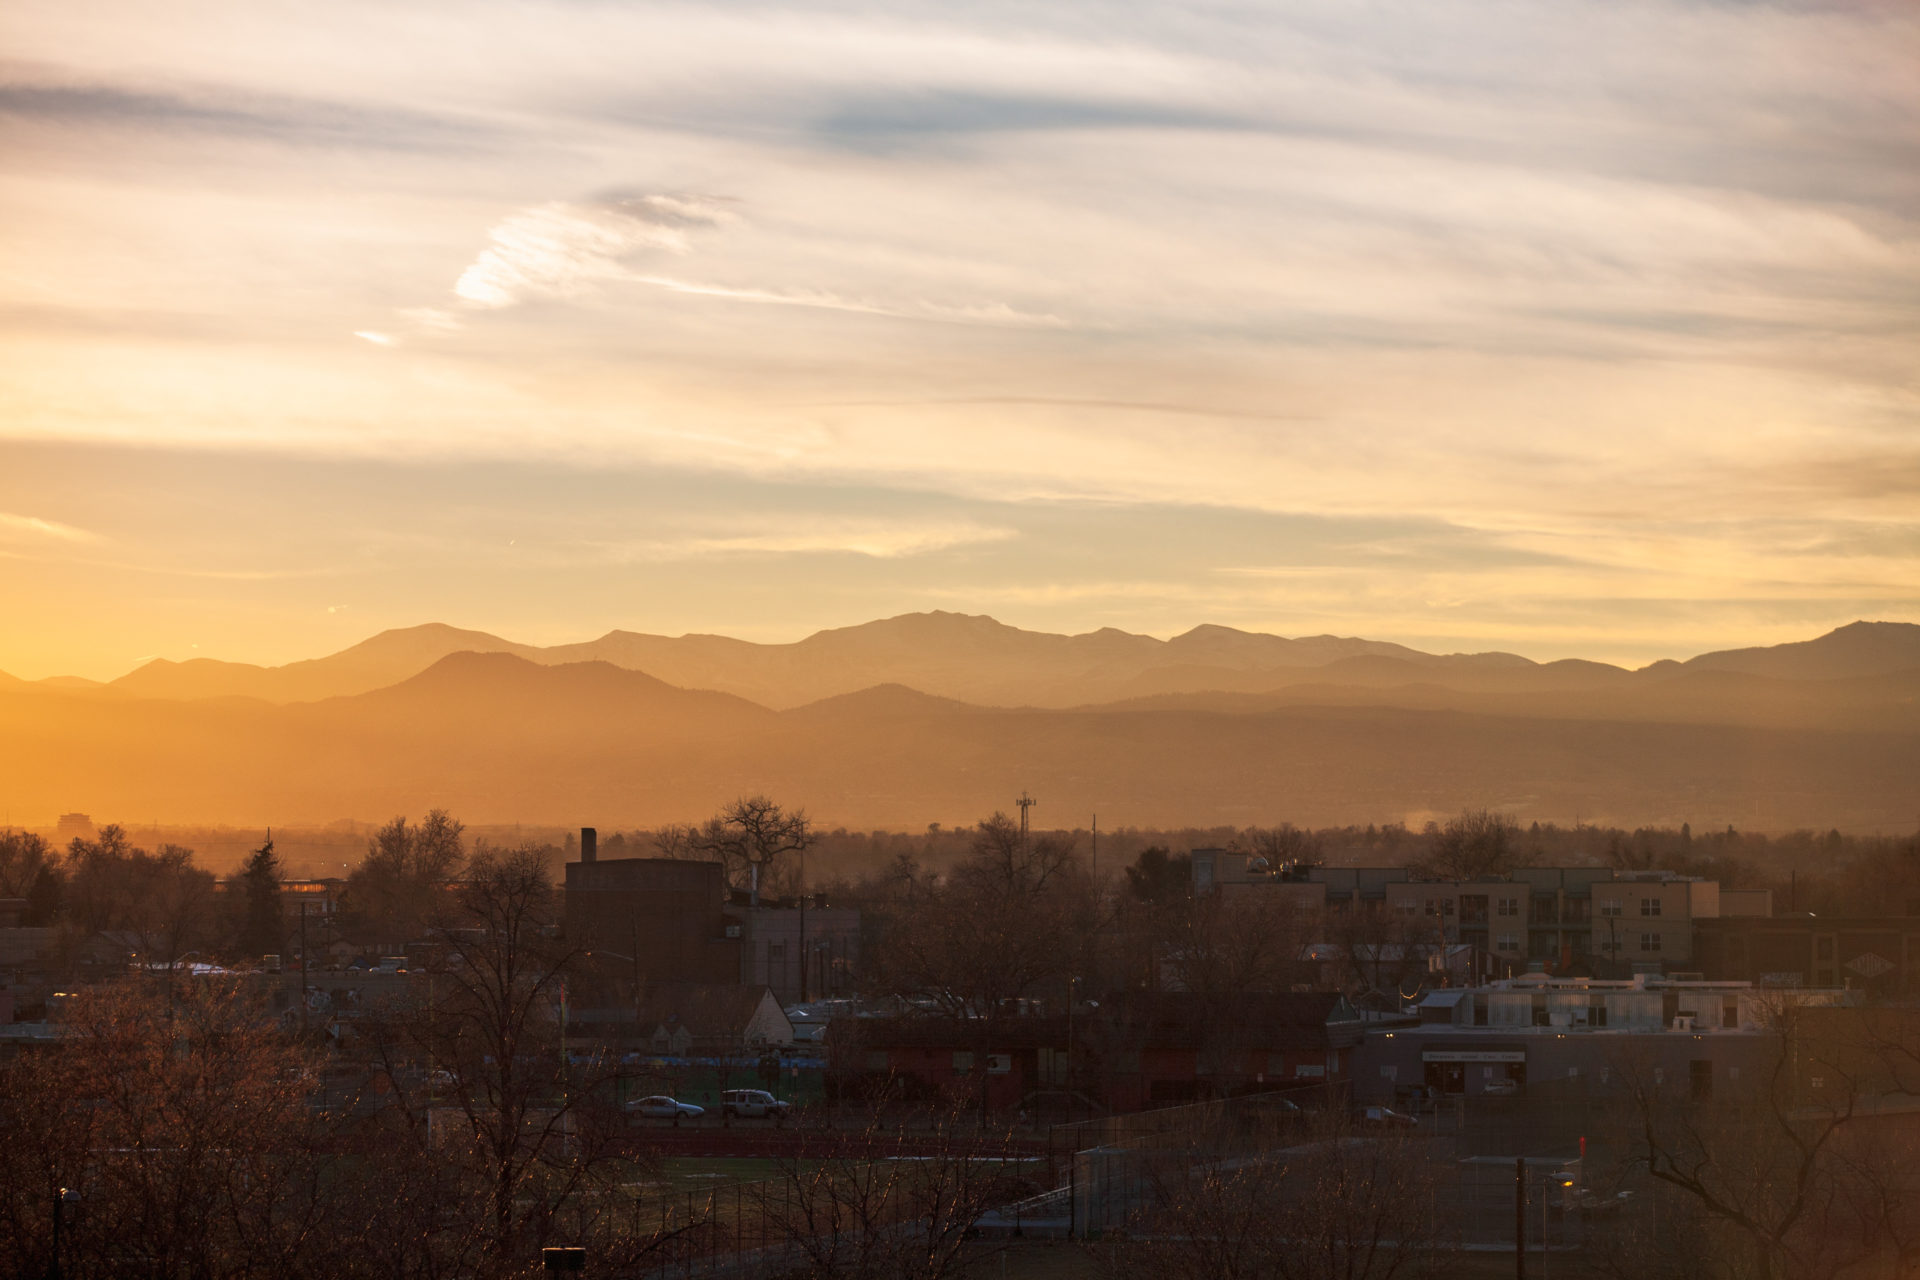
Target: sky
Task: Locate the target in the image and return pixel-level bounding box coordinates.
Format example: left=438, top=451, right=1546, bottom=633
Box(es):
left=0, top=0, right=1916, bottom=681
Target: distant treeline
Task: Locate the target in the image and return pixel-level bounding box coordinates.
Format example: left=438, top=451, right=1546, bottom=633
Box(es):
left=9, top=813, right=1918, bottom=928
left=602, top=815, right=1920, bottom=920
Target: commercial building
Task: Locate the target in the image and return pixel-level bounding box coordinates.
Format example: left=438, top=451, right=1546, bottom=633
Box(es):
left=1695, top=915, right=1920, bottom=996
left=563, top=839, right=743, bottom=991
left=833, top=992, right=1362, bottom=1112
left=1353, top=973, right=1852, bottom=1105
left=1191, top=850, right=1769, bottom=974
left=738, top=903, right=860, bottom=1005
left=561, top=829, right=861, bottom=1003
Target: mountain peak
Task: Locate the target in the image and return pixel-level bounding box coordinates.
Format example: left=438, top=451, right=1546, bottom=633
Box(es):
left=1684, top=620, right=1920, bottom=682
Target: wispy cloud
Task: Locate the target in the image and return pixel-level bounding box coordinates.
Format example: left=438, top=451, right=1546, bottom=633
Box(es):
left=396, top=190, right=1062, bottom=335
left=0, top=512, right=98, bottom=543
left=604, top=518, right=1017, bottom=561
left=451, top=194, right=731, bottom=311
left=628, top=274, right=1064, bottom=327
left=0, top=77, right=486, bottom=153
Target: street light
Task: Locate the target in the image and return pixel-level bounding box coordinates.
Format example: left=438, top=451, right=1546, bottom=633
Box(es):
left=48, top=1186, right=79, bottom=1280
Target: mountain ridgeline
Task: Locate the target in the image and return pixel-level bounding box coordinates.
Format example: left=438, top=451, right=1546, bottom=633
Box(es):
left=2, top=615, right=1916, bottom=831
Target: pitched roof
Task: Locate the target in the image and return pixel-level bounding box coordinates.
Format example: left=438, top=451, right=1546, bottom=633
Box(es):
left=633, top=982, right=773, bottom=1039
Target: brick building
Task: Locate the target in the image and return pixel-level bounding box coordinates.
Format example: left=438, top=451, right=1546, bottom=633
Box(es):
left=1694, top=916, right=1920, bottom=996
left=832, top=992, right=1362, bottom=1112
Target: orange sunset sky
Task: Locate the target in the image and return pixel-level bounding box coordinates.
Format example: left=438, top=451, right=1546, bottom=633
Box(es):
left=1, top=0, right=1916, bottom=681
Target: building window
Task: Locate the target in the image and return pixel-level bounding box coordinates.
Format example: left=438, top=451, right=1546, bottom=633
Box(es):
left=1497, top=898, right=1520, bottom=917
left=1641, top=897, right=1662, bottom=917
left=1599, top=899, right=1622, bottom=917
left=1497, top=935, right=1520, bottom=952
left=1641, top=932, right=1662, bottom=952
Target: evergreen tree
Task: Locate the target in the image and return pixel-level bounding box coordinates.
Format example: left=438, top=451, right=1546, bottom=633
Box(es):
left=238, top=836, right=284, bottom=959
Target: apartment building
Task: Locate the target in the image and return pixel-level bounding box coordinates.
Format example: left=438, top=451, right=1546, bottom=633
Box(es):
left=1190, top=849, right=1768, bottom=974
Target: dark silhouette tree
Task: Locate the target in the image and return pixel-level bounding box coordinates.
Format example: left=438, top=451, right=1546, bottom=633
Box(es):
left=1124, top=846, right=1191, bottom=903
left=61, top=826, right=216, bottom=970
left=690, top=795, right=815, bottom=902
left=235, top=834, right=285, bottom=959
left=873, top=812, right=1083, bottom=1125
left=1417, top=809, right=1526, bottom=880
left=0, top=829, right=53, bottom=899
left=341, top=810, right=465, bottom=943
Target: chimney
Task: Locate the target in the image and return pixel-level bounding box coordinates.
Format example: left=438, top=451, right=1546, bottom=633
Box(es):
left=580, top=827, right=597, bottom=864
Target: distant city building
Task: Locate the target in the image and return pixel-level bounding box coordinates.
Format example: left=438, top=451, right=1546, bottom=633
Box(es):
left=563, top=850, right=743, bottom=991
left=563, top=828, right=861, bottom=1004
left=1354, top=973, right=1854, bottom=1105
left=740, top=903, right=860, bottom=1005
left=1695, top=915, right=1920, bottom=995
left=1191, top=850, right=1771, bottom=975
left=54, top=813, right=95, bottom=843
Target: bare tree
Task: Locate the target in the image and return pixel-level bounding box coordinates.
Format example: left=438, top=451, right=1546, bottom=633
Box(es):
left=872, top=814, right=1085, bottom=1124
left=753, top=1106, right=1025, bottom=1280
left=0, top=828, right=54, bottom=900
left=341, top=810, right=466, bottom=944
left=61, top=826, right=216, bottom=970
left=650, top=822, right=699, bottom=858
left=1614, top=995, right=1878, bottom=1280
left=1313, top=904, right=1439, bottom=1003
left=1120, top=1111, right=1455, bottom=1280
left=1167, top=893, right=1318, bottom=1086
left=1416, top=809, right=1527, bottom=881
left=0, top=976, right=330, bottom=1280
left=363, top=844, right=613, bottom=1264
left=1239, top=824, right=1323, bottom=866
left=691, top=795, right=815, bottom=902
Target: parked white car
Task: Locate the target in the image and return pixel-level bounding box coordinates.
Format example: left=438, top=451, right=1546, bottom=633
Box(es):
left=628, top=1096, right=704, bottom=1122
left=720, top=1089, right=792, bottom=1120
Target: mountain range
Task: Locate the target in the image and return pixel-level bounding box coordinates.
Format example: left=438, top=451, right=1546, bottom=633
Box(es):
left=1, top=615, right=1915, bottom=831
left=32, top=614, right=1920, bottom=711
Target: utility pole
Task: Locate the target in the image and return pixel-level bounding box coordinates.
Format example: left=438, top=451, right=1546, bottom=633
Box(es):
left=298, top=903, right=309, bottom=1033
left=1016, top=792, right=1035, bottom=850
left=1515, top=1156, right=1527, bottom=1280
left=798, top=845, right=808, bottom=1004
left=1090, top=814, right=1097, bottom=885
left=1066, top=975, right=1079, bottom=1126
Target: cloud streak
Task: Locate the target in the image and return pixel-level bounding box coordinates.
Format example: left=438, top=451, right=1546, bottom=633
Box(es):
left=0, top=511, right=97, bottom=542
left=1, top=0, right=1916, bottom=675
left=451, top=195, right=730, bottom=311
left=409, top=191, right=1062, bottom=333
